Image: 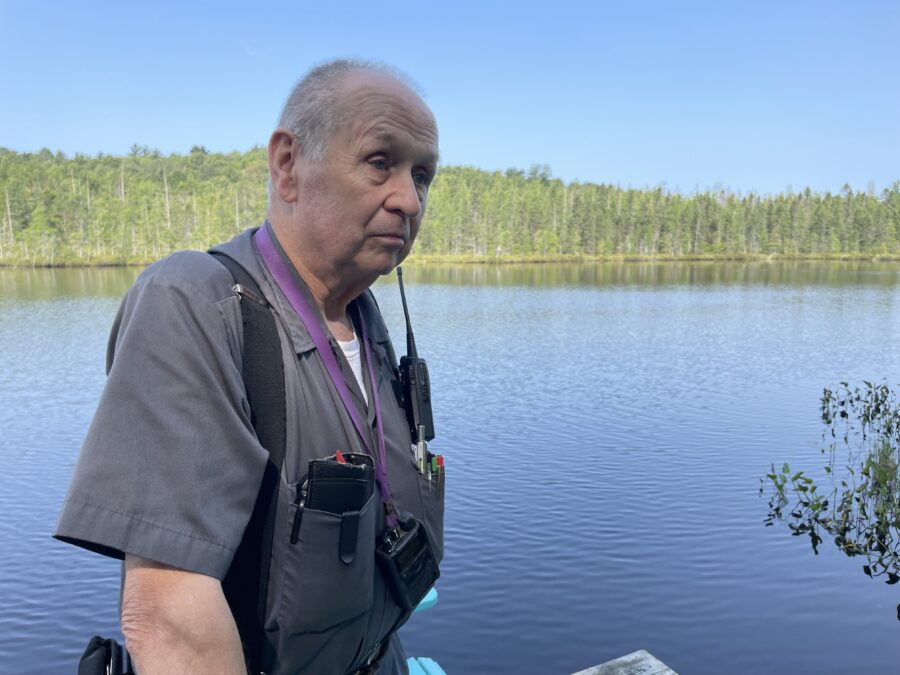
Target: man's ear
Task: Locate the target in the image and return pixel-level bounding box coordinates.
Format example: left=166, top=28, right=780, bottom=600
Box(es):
left=268, top=128, right=300, bottom=204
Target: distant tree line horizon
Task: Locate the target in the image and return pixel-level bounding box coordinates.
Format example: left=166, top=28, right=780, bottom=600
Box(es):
left=1, top=145, right=898, bottom=266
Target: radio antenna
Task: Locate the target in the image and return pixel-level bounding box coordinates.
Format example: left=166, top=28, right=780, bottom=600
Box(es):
left=395, top=265, right=434, bottom=444
left=396, top=266, right=418, bottom=358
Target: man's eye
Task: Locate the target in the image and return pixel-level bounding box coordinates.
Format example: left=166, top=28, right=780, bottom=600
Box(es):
left=413, top=170, right=430, bottom=186
left=370, top=158, right=388, bottom=171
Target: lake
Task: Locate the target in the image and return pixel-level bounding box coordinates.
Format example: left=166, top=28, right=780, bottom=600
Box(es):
left=1, top=261, right=899, bottom=674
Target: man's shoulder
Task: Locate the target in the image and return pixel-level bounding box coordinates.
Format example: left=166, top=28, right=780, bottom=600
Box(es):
left=108, top=250, right=240, bottom=356
left=133, top=227, right=258, bottom=303
left=145, top=249, right=230, bottom=280
left=126, top=251, right=233, bottom=308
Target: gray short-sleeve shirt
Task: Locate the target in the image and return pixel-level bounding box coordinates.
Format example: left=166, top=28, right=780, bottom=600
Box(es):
left=55, top=249, right=267, bottom=578
left=54, top=225, right=445, bottom=674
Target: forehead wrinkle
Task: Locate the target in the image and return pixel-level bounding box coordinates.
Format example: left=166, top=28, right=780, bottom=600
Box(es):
left=341, top=85, right=436, bottom=132
left=354, top=105, right=436, bottom=139
left=350, top=116, right=439, bottom=161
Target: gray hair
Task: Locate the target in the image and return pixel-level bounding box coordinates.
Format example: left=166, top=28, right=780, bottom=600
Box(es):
left=268, top=58, right=423, bottom=205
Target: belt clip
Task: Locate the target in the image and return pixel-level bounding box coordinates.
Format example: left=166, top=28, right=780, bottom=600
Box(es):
left=339, top=509, right=361, bottom=564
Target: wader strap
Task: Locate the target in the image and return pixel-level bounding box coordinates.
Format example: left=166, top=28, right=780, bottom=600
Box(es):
left=211, top=250, right=285, bottom=673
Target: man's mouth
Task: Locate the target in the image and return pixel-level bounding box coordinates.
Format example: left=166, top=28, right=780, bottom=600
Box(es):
left=373, top=233, right=406, bottom=247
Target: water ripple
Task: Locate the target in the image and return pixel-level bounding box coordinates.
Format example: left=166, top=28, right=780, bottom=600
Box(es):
left=4, top=268, right=900, bottom=674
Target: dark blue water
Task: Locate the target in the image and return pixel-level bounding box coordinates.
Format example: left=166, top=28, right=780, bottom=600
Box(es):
left=2, top=262, right=899, bottom=674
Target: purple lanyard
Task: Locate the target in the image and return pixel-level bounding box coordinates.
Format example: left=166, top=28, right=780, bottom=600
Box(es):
left=254, top=225, right=398, bottom=528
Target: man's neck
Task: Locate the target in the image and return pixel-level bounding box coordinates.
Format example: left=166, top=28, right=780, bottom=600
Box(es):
left=325, top=312, right=355, bottom=342
left=267, top=219, right=361, bottom=341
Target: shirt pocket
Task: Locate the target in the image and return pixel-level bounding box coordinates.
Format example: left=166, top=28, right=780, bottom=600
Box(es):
left=279, top=492, right=377, bottom=633
left=416, top=468, right=445, bottom=564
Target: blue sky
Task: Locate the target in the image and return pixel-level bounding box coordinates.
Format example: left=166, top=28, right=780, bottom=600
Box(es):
left=1, top=0, right=897, bottom=194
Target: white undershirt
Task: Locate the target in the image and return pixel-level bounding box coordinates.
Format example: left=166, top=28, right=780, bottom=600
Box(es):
left=336, top=332, right=368, bottom=405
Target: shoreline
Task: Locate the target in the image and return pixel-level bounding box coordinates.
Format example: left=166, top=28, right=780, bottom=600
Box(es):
left=2, top=252, right=900, bottom=269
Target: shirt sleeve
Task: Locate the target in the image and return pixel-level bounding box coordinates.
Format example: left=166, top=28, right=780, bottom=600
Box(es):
left=54, top=252, right=269, bottom=579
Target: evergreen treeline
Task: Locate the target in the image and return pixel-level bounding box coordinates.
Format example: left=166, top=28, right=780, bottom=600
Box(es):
left=1, top=146, right=898, bottom=266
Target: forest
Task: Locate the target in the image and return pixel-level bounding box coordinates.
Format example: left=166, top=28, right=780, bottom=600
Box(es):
left=1, top=146, right=898, bottom=266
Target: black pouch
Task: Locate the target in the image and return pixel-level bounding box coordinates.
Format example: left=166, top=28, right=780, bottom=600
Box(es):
left=291, top=453, right=375, bottom=563
left=305, top=452, right=374, bottom=514
left=78, top=636, right=133, bottom=675
left=375, top=513, right=440, bottom=613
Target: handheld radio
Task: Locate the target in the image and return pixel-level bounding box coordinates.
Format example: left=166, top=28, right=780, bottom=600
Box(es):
left=396, top=267, right=435, bottom=456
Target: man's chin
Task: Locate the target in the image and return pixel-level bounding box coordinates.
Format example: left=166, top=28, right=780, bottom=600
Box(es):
left=379, top=257, right=401, bottom=276
left=356, top=242, right=413, bottom=279
left=357, top=252, right=402, bottom=280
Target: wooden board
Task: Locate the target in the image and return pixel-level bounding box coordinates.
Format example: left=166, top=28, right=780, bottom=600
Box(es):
left=570, top=649, right=677, bottom=675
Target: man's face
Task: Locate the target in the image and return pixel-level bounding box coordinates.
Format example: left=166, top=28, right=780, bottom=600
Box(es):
left=288, top=74, right=439, bottom=287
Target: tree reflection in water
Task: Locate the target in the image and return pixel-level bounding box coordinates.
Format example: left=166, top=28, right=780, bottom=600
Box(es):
left=762, top=382, right=900, bottom=621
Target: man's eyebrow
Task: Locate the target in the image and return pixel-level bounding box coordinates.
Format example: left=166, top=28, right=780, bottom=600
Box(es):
left=368, top=130, right=439, bottom=162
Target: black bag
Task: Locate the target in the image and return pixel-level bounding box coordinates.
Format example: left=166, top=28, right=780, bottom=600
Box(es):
left=375, top=513, right=440, bottom=613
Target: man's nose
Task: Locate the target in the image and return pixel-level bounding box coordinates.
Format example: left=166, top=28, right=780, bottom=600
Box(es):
left=384, top=172, right=422, bottom=219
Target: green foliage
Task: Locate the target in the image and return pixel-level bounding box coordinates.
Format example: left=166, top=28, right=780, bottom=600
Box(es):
left=0, top=146, right=268, bottom=265
left=0, top=147, right=899, bottom=265
left=762, top=382, right=900, bottom=619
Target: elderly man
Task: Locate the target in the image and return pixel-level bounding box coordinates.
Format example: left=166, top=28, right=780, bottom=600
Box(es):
left=55, top=59, right=444, bottom=674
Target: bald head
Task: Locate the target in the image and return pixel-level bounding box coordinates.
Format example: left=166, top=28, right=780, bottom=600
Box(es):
left=276, top=59, right=431, bottom=163
left=264, top=58, right=438, bottom=306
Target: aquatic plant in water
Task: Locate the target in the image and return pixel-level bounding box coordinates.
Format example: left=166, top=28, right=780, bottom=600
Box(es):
left=762, top=381, right=900, bottom=621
